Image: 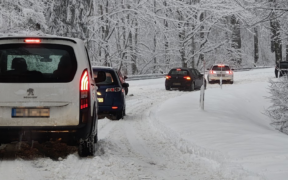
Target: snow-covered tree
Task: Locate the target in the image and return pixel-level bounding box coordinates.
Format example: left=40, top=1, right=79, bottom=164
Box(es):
left=0, top=0, right=47, bottom=36
left=266, top=77, right=288, bottom=134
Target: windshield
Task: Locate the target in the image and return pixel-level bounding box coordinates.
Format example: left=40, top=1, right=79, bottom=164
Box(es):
left=0, top=44, right=77, bottom=83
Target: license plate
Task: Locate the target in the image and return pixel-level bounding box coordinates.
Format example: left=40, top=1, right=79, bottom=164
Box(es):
left=173, top=83, right=181, bottom=85
left=97, top=98, right=104, bottom=103
left=12, top=108, right=50, bottom=118
left=217, top=74, right=225, bottom=77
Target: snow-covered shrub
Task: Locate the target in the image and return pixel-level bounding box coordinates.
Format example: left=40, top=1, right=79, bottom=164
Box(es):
left=266, top=76, right=288, bottom=134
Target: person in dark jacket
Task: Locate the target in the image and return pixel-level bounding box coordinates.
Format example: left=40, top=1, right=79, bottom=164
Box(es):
left=275, top=62, right=279, bottom=78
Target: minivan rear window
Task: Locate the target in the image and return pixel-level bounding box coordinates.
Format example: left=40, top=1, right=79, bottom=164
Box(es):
left=0, top=44, right=77, bottom=83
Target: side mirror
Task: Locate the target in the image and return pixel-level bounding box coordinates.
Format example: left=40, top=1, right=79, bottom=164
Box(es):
left=124, top=76, right=128, bottom=80
left=122, top=83, right=129, bottom=88
left=94, top=71, right=106, bottom=83
left=207, top=68, right=210, bottom=70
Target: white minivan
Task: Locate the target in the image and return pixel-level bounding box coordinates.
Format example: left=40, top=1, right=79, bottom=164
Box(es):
left=0, top=36, right=100, bottom=157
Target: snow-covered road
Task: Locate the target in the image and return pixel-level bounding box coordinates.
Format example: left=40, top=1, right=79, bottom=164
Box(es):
left=1, top=67, right=286, bottom=180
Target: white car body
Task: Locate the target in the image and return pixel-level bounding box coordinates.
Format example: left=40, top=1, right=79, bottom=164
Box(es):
left=0, top=36, right=98, bottom=156
left=207, top=64, right=234, bottom=83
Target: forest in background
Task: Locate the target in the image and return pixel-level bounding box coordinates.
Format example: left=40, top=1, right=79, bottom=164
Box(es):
left=0, top=0, right=287, bottom=75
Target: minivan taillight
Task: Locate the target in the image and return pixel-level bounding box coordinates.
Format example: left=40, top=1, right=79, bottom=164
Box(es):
left=80, top=70, right=89, bottom=110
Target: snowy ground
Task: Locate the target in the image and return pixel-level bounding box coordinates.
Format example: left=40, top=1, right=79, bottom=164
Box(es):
left=0, top=68, right=287, bottom=180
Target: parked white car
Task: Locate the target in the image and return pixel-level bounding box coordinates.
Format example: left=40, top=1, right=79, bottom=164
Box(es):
left=207, top=64, right=234, bottom=84
left=0, top=36, right=101, bottom=157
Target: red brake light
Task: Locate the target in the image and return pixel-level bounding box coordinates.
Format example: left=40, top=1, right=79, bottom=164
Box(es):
left=166, top=75, right=171, bottom=79
left=176, top=69, right=181, bottom=71
left=184, top=76, right=191, bottom=80
left=226, top=71, right=233, bottom=74
left=210, top=70, right=216, bottom=74
left=81, top=71, right=89, bottom=91
left=80, top=70, right=89, bottom=110
left=24, top=39, right=41, bottom=43
left=112, top=106, right=118, bottom=110
left=106, top=87, right=121, bottom=92
left=218, top=64, right=225, bottom=67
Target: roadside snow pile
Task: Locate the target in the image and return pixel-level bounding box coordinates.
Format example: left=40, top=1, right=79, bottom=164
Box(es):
left=266, top=76, right=288, bottom=134
left=149, top=68, right=288, bottom=180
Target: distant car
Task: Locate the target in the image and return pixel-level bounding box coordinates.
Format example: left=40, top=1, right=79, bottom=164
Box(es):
left=0, top=36, right=101, bottom=157
left=275, top=61, right=288, bottom=78
left=207, top=64, right=234, bottom=84
left=113, top=68, right=129, bottom=95
left=165, top=67, right=206, bottom=91
left=93, top=66, right=129, bottom=120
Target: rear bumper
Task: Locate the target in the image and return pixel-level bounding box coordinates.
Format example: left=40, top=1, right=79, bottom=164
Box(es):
left=0, top=109, right=94, bottom=144
left=98, top=104, right=124, bottom=114
left=0, top=123, right=91, bottom=144
left=165, top=80, right=192, bottom=88
left=208, top=75, right=233, bottom=81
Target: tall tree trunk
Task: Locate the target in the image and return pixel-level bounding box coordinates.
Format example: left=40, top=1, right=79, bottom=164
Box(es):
left=254, top=27, right=259, bottom=64
left=164, top=0, right=170, bottom=71
left=153, top=0, right=157, bottom=73
left=286, top=45, right=288, bottom=61
left=231, top=15, right=242, bottom=65
left=269, top=0, right=282, bottom=64
left=132, top=20, right=138, bottom=74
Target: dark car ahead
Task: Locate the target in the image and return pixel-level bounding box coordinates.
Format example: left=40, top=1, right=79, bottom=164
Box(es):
left=275, top=61, right=288, bottom=78
left=165, top=68, right=206, bottom=91
left=93, top=66, right=129, bottom=120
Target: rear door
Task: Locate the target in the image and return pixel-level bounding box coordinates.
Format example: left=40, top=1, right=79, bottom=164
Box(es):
left=0, top=40, right=80, bottom=126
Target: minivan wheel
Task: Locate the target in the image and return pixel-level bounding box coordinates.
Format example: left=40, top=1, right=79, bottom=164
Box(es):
left=78, top=110, right=98, bottom=157
left=78, top=140, right=88, bottom=157
left=78, top=131, right=97, bottom=157
left=165, top=86, right=170, bottom=90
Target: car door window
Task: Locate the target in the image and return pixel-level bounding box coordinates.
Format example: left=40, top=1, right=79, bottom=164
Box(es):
left=190, top=69, right=197, bottom=77
left=194, top=69, right=200, bottom=76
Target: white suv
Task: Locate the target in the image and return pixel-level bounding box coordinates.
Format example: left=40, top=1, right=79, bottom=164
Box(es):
left=207, top=64, right=234, bottom=84
left=0, top=36, right=100, bottom=157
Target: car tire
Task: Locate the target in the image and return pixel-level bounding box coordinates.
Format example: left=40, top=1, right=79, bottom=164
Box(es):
left=115, top=108, right=124, bottom=120
left=78, top=131, right=97, bottom=157
left=78, top=109, right=98, bottom=157
left=165, top=86, right=170, bottom=90
left=125, top=87, right=128, bottom=95
left=230, top=80, right=234, bottom=84
left=204, top=81, right=207, bottom=90
left=189, top=83, right=195, bottom=91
